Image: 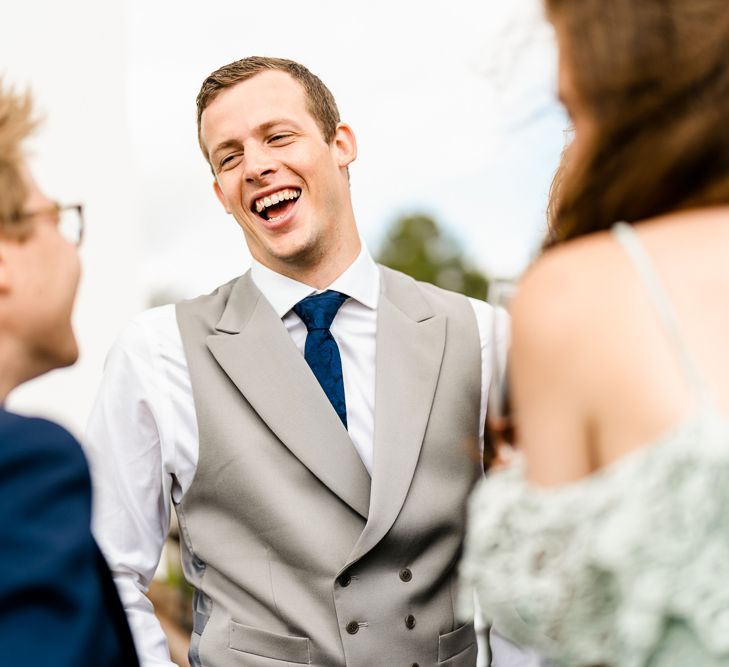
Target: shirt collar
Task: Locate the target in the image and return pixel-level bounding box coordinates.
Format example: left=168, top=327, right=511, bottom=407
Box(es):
left=250, top=243, right=380, bottom=319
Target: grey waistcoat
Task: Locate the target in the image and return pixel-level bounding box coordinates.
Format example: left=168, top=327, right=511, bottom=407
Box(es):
left=175, top=265, right=483, bottom=667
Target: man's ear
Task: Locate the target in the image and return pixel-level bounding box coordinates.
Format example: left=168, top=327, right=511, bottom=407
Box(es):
left=213, top=179, right=231, bottom=214
left=333, top=123, right=357, bottom=169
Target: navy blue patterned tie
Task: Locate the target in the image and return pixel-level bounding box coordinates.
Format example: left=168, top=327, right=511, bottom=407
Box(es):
left=293, top=290, right=349, bottom=428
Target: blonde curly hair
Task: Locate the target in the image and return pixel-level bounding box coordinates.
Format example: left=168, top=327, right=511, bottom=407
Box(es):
left=0, top=81, right=37, bottom=235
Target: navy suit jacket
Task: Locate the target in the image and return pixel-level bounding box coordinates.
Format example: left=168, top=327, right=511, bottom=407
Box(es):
left=0, top=408, right=138, bottom=666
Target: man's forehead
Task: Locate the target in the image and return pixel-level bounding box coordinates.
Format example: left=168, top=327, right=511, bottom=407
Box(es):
left=205, top=71, right=306, bottom=118
left=200, top=71, right=313, bottom=148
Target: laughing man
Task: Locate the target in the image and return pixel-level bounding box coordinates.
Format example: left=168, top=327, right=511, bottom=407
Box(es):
left=85, top=56, right=541, bottom=667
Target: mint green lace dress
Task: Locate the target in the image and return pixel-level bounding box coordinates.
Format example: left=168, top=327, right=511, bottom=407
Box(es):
left=460, top=224, right=729, bottom=667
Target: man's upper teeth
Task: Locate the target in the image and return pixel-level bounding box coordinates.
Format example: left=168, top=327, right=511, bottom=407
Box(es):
left=255, top=188, right=301, bottom=213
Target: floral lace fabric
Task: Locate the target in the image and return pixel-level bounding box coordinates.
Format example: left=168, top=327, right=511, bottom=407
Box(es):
left=460, top=408, right=729, bottom=667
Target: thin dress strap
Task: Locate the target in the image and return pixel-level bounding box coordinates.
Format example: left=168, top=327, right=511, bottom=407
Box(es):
left=611, top=222, right=709, bottom=402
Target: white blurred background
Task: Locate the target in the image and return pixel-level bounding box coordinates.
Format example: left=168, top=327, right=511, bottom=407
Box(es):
left=0, top=0, right=566, bottom=437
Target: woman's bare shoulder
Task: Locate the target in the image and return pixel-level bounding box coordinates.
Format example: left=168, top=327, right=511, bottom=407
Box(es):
left=511, top=231, right=623, bottom=346
left=508, top=235, right=626, bottom=485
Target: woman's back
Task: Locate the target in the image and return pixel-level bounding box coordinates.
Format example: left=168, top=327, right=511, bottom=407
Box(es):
left=510, top=207, right=729, bottom=486
left=460, top=209, right=729, bottom=667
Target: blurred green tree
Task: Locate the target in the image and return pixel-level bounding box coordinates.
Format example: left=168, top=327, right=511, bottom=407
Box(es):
left=376, top=213, right=489, bottom=301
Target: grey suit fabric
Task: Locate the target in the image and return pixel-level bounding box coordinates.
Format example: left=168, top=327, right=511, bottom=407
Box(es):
left=174, top=266, right=484, bottom=666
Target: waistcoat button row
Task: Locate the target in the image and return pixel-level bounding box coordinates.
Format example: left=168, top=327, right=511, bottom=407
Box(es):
left=346, top=621, right=360, bottom=635
left=338, top=573, right=352, bottom=587
left=405, top=614, right=416, bottom=629
left=399, top=568, right=413, bottom=582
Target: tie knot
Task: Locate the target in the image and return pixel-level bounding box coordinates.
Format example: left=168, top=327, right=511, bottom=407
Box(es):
left=293, top=290, right=349, bottom=332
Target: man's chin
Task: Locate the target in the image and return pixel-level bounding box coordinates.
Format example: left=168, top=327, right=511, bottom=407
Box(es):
left=49, top=336, right=80, bottom=371
left=265, top=235, right=325, bottom=268
left=60, top=348, right=80, bottom=369
left=19, top=338, right=79, bottom=389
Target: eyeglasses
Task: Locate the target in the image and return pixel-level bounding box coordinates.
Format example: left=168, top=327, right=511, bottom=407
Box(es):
left=16, top=203, right=85, bottom=246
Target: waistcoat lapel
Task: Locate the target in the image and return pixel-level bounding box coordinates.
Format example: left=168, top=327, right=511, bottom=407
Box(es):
left=206, top=272, right=371, bottom=519
left=347, top=267, right=446, bottom=565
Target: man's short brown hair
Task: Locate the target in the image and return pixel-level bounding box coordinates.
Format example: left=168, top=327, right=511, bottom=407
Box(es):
left=196, top=56, right=341, bottom=163
left=0, top=82, right=37, bottom=236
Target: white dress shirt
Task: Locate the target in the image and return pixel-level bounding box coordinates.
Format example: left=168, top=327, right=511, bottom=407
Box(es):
left=84, top=245, right=500, bottom=667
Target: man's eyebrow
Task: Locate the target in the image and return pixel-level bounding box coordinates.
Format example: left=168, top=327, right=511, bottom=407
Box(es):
left=210, top=138, right=242, bottom=160
left=257, top=118, right=298, bottom=133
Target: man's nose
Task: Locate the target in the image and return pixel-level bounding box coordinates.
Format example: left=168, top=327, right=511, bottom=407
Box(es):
left=244, top=144, right=277, bottom=183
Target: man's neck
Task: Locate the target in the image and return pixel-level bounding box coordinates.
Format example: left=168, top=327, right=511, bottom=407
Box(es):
left=0, top=339, right=36, bottom=402
left=264, top=238, right=362, bottom=290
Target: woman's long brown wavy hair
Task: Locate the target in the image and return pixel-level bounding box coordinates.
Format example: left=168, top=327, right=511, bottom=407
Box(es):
left=544, top=0, right=729, bottom=248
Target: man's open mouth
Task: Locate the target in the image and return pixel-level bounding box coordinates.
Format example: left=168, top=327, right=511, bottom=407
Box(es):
left=253, top=188, right=301, bottom=221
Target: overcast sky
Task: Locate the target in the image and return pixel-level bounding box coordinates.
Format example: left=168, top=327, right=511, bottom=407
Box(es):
left=2, top=0, right=566, bottom=433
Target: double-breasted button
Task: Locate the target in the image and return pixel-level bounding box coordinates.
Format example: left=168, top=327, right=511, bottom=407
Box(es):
left=338, top=573, right=352, bottom=587
left=346, top=621, right=360, bottom=635
left=405, top=614, right=416, bottom=629
left=399, top=568, right=413, bottom=582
